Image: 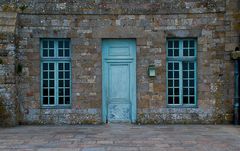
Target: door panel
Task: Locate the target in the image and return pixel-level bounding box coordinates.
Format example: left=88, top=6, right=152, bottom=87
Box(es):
left=102, top=39, right=136, bottom=123
left=108, top=103, right=130, bottom=121
left=108, top=64, right=130, bottom=121
left=109, top=64, right=130, bottom=101
left=108, top=47, right=130, bottom=57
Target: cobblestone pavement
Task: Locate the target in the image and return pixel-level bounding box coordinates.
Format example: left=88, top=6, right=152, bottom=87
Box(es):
left=0, top=124, right=240, bottom=151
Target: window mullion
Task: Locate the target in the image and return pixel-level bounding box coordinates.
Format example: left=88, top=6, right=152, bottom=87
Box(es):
left=40, top=62, right=43, bottom=106
left=194, top=61, right=197, bottom=106
left=55, top=40, right=58, bottom=107
left=54, top=62, right=57, bottom=106
left=180, top=40, right=183, bottom=58
left=179, top=61, right=183, bottom=106
left=55, top=39, right=58, bottom=57
left=194, top=41, right=197, bottom=106
left=179, top=40, right=183, bottom=106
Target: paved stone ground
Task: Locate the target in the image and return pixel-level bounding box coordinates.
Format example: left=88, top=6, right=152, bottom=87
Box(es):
left=0, top=124, right=240, bottom=151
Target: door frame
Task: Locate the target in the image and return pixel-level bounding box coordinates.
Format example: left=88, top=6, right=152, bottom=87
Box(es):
left=102, top=39, right=136, bottom=123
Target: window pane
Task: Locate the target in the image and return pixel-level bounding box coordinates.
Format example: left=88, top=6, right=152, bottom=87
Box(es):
left=65, top=89, right=70, bottom=95
left=183, top=80, right=188, bottom=87
left=43, top=63, right=48, bottom=70
left=58, top=41, right=63, bottom=48
left=50, top=80, right=54, bottom=87
left=65, top=63, right=70, bottom=70
left=183, top=97, right=188, bottom=104
left=183, top=88, right=188, bottom=95
left=49, top=89, right=54, bottom=96
left=168, top=97, right=173, bottom=104
left=175, top=88, right=179, bottom=95
left=168, top=71, right=173, bottom=78
left=183, top=62, right=188, bottom=70
left=183, top=41, right=188, bottom=47
left=189, top=49, right=195, bottom=56
left=65, top=72, right=70, bottom=79
left=183, top=49, right=188, bottom=56
left=49, top=41, right=54, bottom=48
left=175, top=97, right=179, bottom=104
left=174, top=63, right=179, bottom=70
left=174, top=80, right=179, bottom=87
left=190, top=96, right=195, bottom=104
left=49, top=72, right=54, bottom=79
left=190, top=80, right=194, bottom=87
left=189, top=63, right=194, bottom=70
left=168, top=63, right=173, bottom=70
left=65, top=97, right=70, bottom=104
left=43, top=89, right=48, bottom=96
left=43, top=97, right=48, bottom=104
left=43, top=41, right=48, bottom=48
left=189, top=71, right=194, bottom=78
left=65, top=80, right=70, bottom=87
left=59, top=72, right=63, bottom=79
left=183, top=71, right=188, bottom=78
left=168, top=49, right=173, bottom=56
left=59, top=97, right=64, bottom=104
left=59, top=63, right=63, bottom=70
left=174, top=41, right=179, bottom=48
left=43, top=49, right=48, bottom=57
left=168, top=41, right=173, bottom=48
left=190, top=88, right=194, bottom=95
left=49, top=49, right=54, bottom=57
left=43, top=72, right=48, bottom=79
left=174, top=49, right=179, bottom=56
left=59, top=89, right=64, bottom=96
left=168, top=88, right=173, bottom=95
left=65, top=41, right=70, bottom=48
left=174, top=71, right=179, bottom=78
left=59, top=80, right=64, bottom=87
left=43, top=80, right=48, bottom=87
left=168, top=80, right=173, bottom=87
left=65, top=49, right=70, bottom=57
left=59, top=49, right=63, bottom=57
left=190, top=40, right=194, bottom=47
left=49, top=63, right=54, bottom=70
left=49, top=97, right=54, bottom=104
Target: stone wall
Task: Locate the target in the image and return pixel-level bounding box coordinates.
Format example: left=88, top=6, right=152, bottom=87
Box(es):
left=0, top=0, right=239, bottom=125
left=0, top=11, right=17, bottom=126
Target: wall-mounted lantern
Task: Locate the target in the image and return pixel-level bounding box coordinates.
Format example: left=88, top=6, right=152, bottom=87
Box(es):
left=148, top=65, right=156, bottom=77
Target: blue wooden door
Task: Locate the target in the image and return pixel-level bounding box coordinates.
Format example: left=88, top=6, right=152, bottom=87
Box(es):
left=102, top=39, right=136, bottom=123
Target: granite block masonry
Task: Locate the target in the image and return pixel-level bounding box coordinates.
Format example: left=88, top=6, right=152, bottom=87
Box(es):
left=0, top=0, right=239, bottom=125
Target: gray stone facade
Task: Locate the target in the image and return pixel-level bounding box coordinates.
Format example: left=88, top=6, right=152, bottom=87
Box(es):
left=0, top=11, right=17, bottom=126
left=0, top=0, right=239, bottom=125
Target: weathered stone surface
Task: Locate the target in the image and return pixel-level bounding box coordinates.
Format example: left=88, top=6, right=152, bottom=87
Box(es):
left=0, top=0, right=226, bottom=15
left=0, top=0, right=239, bottom=125
left=231, top=51, right=240, bottom=60
left=0, top=11, right=17, bottom=127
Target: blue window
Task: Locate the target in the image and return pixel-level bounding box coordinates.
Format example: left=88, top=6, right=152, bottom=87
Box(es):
left=167, top=39, right=197, bottom=106
left=41, top=39, right=71, bottom=107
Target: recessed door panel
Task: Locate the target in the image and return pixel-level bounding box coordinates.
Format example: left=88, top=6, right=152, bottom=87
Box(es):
left=109, top=64, right=130, bottom=101
left=108, top=64, right=130, bottom=121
